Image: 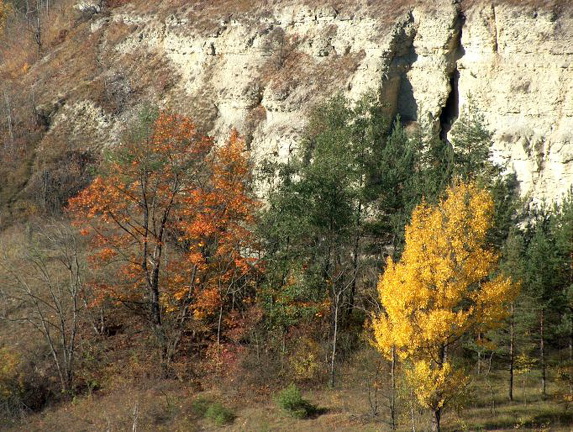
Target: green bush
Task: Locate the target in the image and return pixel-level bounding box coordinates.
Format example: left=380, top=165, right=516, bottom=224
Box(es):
left=191, top=397, right=235, bottom=426
left=275, top=383, right=317, bottom=419
left=205, top=401, right=235, bottom=426
left=190, top=396, right=211, bottom=417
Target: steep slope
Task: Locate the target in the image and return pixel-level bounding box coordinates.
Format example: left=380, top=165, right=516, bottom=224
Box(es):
left=1, top=0, right=572, bottom=224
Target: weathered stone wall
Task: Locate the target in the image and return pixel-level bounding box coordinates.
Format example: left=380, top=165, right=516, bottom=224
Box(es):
left=459, top=3, right=573, bottom=202
left=39, top=0, right=573, bottom=201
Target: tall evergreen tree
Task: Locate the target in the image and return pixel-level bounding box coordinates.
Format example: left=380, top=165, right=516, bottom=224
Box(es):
left=551, top=190, right=573, bottom=386
left=258, top=94, right=397, bottom=386
left=258, top=95, right=515, bottom=389
left=522, top=210, right=565, bottom=396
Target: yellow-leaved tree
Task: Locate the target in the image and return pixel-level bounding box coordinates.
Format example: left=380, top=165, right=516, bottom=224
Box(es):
left=372, top=181, right=518, bottom=432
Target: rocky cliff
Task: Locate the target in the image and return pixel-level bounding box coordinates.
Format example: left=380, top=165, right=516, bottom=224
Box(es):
left=2, top=0, right=573, bottom=219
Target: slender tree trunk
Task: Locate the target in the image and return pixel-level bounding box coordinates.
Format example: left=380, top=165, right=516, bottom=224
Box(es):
left=509, top=302, right=515, bottom=401
left=150, top=279, right=161, bottom=325
left=3, top=90, right=14, bottom=149
left=410, top=387, right=416, bottom=432
left=349, top=200, right=362, bottom=315
left=432, top=407, right=442, bottom=432
left=540, top=308, right=546, bottom=397
left=477, top=332, right=482, bottom=375
left=390, top=347, right=397, bottom=431
left=131, top=402, right=139, bottom=432
left=431, top=345, right=447, bottom=432
left=31, top=0, right=43, bottom=54
left=329, top=291, right=340, bottom=388
left=150, top=244, right=167, bottom=374
left=216, top=302, right=224, bottom=345
left=280, top=328, right=287, bottom=371
left=569, top=307, right=573, bottom=395
left=150, top=235, right=166, bottom=328
left=568, top=252, right=573, bottom=394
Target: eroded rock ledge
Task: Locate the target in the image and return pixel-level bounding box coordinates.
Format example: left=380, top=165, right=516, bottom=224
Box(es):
left=31, top=0, right=573, bottom=202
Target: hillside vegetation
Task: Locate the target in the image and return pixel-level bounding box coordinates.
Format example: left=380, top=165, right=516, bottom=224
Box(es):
left=1, top=1, right=572, bottom=431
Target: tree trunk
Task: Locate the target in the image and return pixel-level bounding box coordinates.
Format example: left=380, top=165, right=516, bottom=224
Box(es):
left=150, top=285, right=161, bottom=326
left=410, top=387, right=416, bottom=432
left=390, top=347, right=397, bottom=430
left=540, top=308, right=546, bottom=397
left=33, top=0, right=42, bottom=54
left=477, top=332, right=482, bottom=375
left=431, top=345, right=447, bottom=432
left=569, top=307, right=573, bottom=395
left=216, top=301, right=224, bottom=345
left=432, top=407, right=442, bottom=432
left=348, top=200, right=362, bottom=317
left=509, top=302, right=515, bottom=401
left=3, top=91, right=14, bottom=149
left=329, top=291, right=340, bottom=388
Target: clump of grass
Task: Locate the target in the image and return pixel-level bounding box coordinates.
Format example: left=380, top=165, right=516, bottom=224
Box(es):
left=190, top=396, right=211, bottom=416
left=275, top=383, right=318, bottom=419
left=191, top=396, right=235, bottom=426
left=205, top=402, right=235, bottom=426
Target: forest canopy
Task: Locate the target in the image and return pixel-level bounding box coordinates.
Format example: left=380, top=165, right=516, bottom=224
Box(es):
left=0, top=96, right=572, bottom=431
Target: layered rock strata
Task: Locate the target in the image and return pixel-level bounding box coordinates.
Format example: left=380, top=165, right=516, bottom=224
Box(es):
left=28, top=0, right=573, bottom=201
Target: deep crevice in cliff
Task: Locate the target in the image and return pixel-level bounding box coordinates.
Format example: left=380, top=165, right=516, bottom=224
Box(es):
left=380, top=10, right=418, bottom=124
left=439, top=68, right=460, bottom=141
left=439, top=11, right=465, bottom=142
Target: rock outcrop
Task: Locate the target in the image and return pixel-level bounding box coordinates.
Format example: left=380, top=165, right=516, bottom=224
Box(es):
left=6, top=0, right=573, bottom=206
left=459, top=2, right=573, bottom=202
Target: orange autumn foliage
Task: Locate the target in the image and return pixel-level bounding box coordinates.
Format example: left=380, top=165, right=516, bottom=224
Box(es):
left=68, top=112, right=260, bottom=336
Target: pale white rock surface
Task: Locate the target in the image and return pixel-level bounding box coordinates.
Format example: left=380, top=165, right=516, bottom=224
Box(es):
left=45, top=0, right=573, bottom=202
left=459, top=3, right=573, bottom=201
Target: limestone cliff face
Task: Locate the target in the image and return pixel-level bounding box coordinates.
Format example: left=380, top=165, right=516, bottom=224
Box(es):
left=459, top=3, right=573, bottom=202
left=27, top=0, right=573, bottom=202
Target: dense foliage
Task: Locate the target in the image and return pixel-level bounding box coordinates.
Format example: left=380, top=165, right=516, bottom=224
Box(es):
left=67, top=109, right=260, bottom=371
left=0, top=95, right=572, bottom=430
left=373, top=182, right=518, bottom=431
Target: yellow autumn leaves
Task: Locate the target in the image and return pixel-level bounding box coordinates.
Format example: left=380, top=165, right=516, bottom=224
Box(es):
left=408, top=360, right=469, bottom=410
left=372, top=181, right=519, bottom=415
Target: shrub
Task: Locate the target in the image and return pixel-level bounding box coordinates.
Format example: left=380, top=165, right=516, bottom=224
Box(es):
left=275, top=383, right=317, bottom=419
left=0, top=348, right=23, bottom=418
left=190, top=396, right=211, bottom=417
left=205, top=402, right=235, bottom=426
left=289, top=337, right=321, bottom=382
left=0, top=347, right=52, bottom=418
left=191, top=397, right=235, bottom=426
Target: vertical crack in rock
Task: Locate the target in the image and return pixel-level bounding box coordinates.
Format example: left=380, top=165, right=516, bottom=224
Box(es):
left=439, top=67, right=460, bottom=141
left=380, top=10, right=418, bottom=123
left=491, top=4, right=499, bottom=53
left=439, top=10, right=465, bottom=142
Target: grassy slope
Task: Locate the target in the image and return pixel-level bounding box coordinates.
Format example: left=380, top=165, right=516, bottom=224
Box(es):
left=3, top=350, right=573, bottom=432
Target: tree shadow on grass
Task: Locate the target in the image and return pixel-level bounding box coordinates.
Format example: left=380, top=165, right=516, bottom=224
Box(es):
left=468, top=409, right=573, bottom=430
left=530, top=411, right=573, bottom=427
left=306, top=405, right=329, bottom=419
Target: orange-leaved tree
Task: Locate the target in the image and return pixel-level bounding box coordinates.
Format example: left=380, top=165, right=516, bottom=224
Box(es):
left=168, top=128, right=261, bottom=349
left=68, top=109, right=260, bottom=364
left=372, top=181, right=518, bottom=432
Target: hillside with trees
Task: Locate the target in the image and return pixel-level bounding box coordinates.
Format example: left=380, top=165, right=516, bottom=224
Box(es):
left=1, top=0, right=573, bottom=431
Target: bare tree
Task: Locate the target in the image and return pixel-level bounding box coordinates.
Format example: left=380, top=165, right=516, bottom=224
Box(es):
left=0, top=221, right=86, bottom=394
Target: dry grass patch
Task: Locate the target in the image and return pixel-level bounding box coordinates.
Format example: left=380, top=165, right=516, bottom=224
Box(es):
left=462, top=0, right=573, bottom=13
